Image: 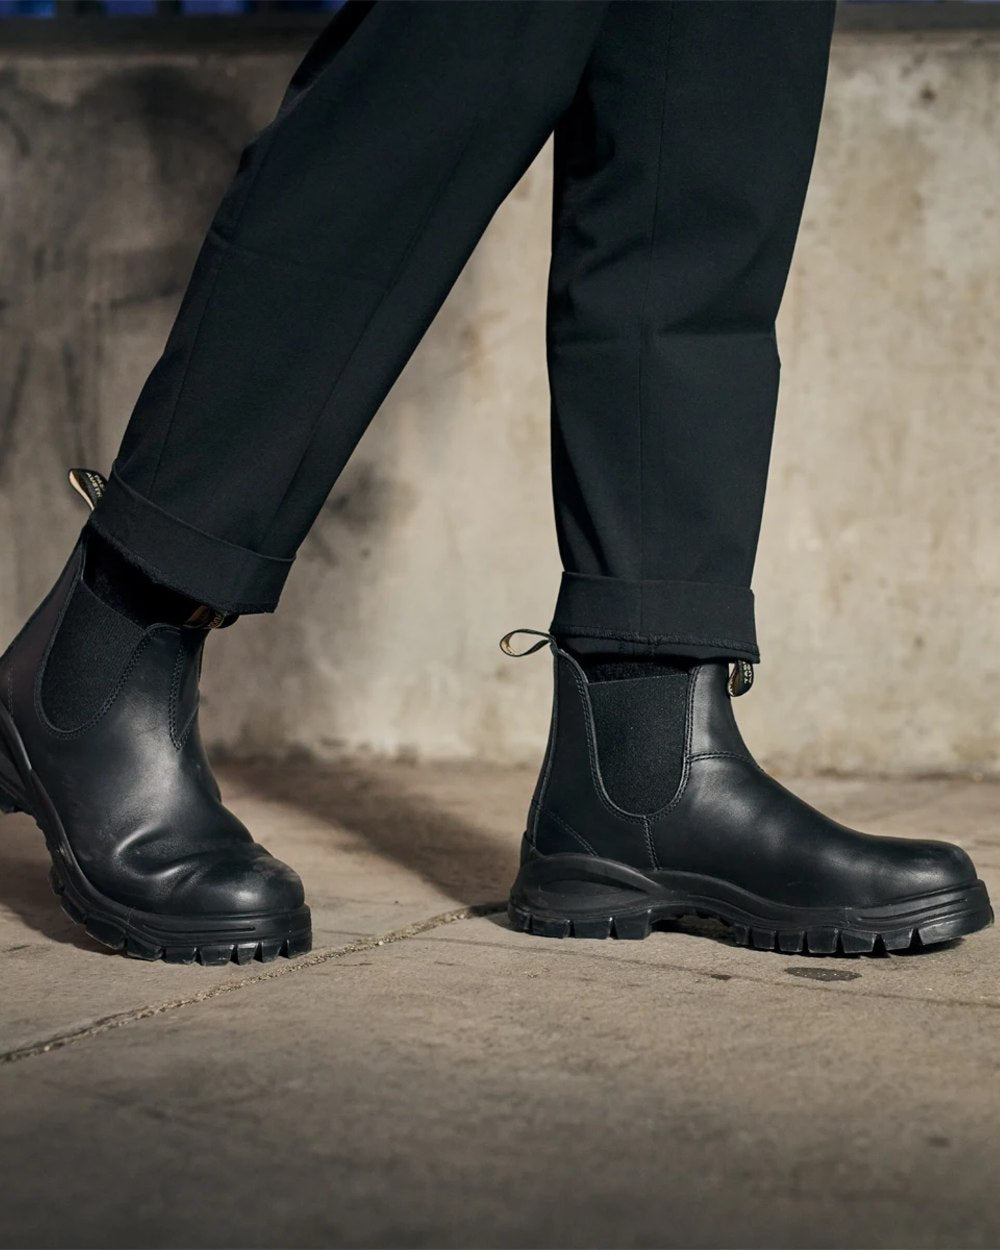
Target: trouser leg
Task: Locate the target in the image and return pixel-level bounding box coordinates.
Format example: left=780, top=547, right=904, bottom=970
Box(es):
left=546, top=1, right=836, bottom=663
left=90, top=0, right=608, bottom=613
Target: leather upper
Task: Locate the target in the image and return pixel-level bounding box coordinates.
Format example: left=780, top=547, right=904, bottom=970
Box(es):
left=528, top=645, right=977, bottom=909
left=0, top=540, right=304, bottom=917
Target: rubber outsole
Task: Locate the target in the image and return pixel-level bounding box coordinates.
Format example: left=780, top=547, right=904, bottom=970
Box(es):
left=508, top=899, right=992, bottom=953
left=0, top=726, right=312, bottom=966
left=49, top=863, right=313, bottom=964
left=509, top=851, right=994, bottom=956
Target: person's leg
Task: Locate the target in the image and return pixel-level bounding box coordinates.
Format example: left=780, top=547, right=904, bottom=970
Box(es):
left=89, top=0, right=609, bottom=614
left=546, top=0, right=834, bottom=663
left=0, top=0, right=609, bottom=963
left=509, top=1, right=994, bottom=952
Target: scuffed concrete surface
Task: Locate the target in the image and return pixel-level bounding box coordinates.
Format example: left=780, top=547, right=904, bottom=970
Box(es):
left=1, top=762, right=999, bottom=1248
left=0, top=31, right=998, bottom=773
left=0, top=758, right=521, bottom=1056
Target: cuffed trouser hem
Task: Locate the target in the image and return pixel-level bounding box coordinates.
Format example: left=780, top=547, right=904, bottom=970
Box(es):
left=550, top=572, right=759, bottom=663
left=86, top=468, right=293, bottom=614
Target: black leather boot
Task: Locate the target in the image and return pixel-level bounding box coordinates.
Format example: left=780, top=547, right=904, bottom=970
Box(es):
left=506, top=632, right=992, bottom=953
left=0, top=470, right=311, bottom=964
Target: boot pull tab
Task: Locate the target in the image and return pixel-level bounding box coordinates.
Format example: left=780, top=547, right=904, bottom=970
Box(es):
left=499, top=629, right=552, bottom=658
left=727, top=659, right=755, bottom=698
left=183, top=605, right=229, bottom=631
left=68, top=467, right=108, bottom=512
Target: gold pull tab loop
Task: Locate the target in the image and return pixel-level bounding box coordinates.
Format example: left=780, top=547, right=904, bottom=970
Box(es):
left=499, top=629, right=552, bottom=658
left=183, top=605, right=228, bottom=631
left=727, top=659, right=755, bottom=697
left=68, top=467, right=108, bottom=513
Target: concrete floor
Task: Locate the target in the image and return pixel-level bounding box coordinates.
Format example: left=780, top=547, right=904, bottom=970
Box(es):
left=1, top=761, right=998, bottom=1249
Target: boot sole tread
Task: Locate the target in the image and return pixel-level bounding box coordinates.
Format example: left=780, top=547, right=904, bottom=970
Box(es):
left=509, top=852, right=994, bottom=955
left=50, top=863, right=312, bottom=964
left=507, top=898, right=993, bottom=953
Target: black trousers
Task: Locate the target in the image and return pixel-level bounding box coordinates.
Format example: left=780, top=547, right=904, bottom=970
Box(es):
left=89, top=0, right=835, bottom=663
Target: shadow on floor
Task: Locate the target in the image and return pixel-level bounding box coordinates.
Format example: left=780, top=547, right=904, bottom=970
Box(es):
left=0, top=824, right=111, bottom=955
left=228, top=759, right=969, bottom=960
left=228, top=756, right=521, bottom=911
left=0, top=758, right=518, bottom=954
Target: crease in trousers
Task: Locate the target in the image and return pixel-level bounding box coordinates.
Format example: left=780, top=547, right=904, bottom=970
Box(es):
left=87, top=0, right=836, bottom=663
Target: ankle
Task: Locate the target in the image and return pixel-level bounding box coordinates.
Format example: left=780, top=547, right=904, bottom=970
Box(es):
left=84, top=530, right=204, bottom=628
left=560, top=642, right=694, bottom=685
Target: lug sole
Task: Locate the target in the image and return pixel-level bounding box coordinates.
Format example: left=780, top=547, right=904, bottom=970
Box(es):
left=0, top=705, right=312, bottom=965
left=509, top=850, right=994, bottom=955
left=49, top=863, right=313, bottom=965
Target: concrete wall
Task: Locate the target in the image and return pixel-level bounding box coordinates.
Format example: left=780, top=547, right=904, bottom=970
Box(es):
left=1, top=26, right=998, bottom=775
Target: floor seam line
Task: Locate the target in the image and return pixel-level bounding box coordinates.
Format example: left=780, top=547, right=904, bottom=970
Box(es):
left=0, top=900, right=506, bottom=1066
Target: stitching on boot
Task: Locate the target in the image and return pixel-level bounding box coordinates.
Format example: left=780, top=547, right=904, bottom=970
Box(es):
left=534, top=803, right=599, bottom=858
left=643, top=814, right=658, bottom=870
left=168, top=638, right=199, bottom=751
left=689, top=750, right=755, bottom=763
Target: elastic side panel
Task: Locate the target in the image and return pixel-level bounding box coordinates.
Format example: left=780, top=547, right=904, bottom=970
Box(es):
left=587, top=671, right=689, bottom=814
left=40, top=580, right=145, bottom=731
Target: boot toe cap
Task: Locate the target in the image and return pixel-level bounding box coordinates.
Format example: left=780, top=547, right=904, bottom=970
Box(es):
left=865, top=836, right=980, bottom=906
left=171, top=848, right=306, bottom=916
left=901, top=838, right=979, bottom=896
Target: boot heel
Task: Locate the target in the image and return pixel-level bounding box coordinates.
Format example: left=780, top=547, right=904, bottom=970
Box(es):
left=508, top=852, right=665, bottom=941
left=508, top=898, right=654, bottom=941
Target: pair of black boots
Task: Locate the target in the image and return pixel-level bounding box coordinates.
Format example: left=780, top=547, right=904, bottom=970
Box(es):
left=0, top=472, right=991, bottom=964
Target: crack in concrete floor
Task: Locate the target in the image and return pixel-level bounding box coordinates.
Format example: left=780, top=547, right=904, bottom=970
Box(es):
left=0, top=901, right=506, bottom=1066
left=10, top=898, right=995, bottom=1071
